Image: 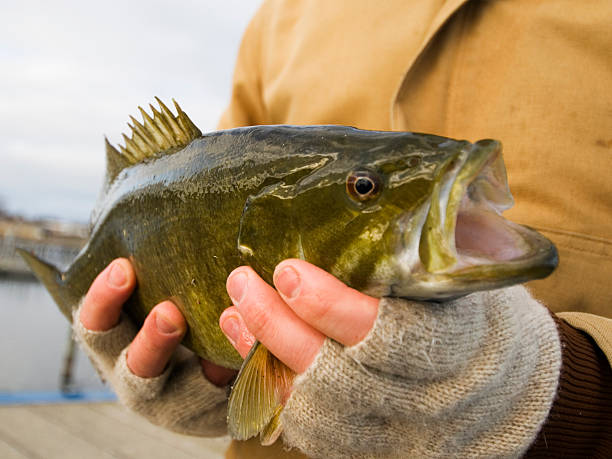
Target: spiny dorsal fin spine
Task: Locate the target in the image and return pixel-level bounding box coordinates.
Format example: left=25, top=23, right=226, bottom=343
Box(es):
left=129, top=122, right=158, bottom=157
left=149, top=103, right=176, bottom=147
left=105, top=98, right=201, bottom=185
left=138, top=106, right=172, bottom=149
left=129, top=115, right=158, bottom=152
left=105, top=136, right=120, bottom=158
left=120, top=133, right=143, bottom=161
left=174, top=99, right=202, bottom=140
left=105, top=137, right=130, bottom=183
left=155, top=97, right=184, bottom=141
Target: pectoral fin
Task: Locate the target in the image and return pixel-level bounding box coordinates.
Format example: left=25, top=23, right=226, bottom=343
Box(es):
left=227, top=342, right=295, bottom=444
left=260, top=405, right=284, bottom=446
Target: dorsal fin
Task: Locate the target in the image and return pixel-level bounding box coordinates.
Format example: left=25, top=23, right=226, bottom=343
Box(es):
left=104, top=98, right=202, bottom=185
left=105, top=137, right=131, bottom=184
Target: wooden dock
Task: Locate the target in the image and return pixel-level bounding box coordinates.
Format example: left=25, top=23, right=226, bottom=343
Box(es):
left=0, top=402, right=231, bottom=458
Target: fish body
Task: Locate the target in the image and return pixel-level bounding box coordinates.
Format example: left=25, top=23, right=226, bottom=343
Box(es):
left=20, top=100, right=557, bottom=444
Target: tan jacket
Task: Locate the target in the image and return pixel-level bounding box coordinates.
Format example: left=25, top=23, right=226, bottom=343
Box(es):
left=218, top=0, right=612, bottom=456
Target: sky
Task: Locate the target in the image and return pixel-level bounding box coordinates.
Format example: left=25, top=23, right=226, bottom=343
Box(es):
left=0, top=0, right=262, bottom=222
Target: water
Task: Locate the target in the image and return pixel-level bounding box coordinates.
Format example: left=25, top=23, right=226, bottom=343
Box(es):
left=0, top=275, right=110, bottom=399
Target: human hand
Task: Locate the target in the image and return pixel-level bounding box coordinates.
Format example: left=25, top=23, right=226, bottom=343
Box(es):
left=79, top=258, right=236, bottom=385
left=220, top=259, right=379, bottom=371
left=221, top=259, right=562, bottom=458
left=73, top=258, right=231, bottom=436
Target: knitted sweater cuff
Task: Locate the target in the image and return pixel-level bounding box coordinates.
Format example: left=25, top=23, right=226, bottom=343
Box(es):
left=525, top=315, right=612, bottom=457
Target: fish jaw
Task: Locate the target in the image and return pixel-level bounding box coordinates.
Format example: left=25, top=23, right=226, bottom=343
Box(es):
left=391, top=139, right=558, bottom=300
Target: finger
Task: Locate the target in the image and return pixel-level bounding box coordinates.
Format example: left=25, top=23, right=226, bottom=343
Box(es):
left=273, top=259, right=378, bottom=346
left=80, top=258, right=136, bottom=331
left=226, top=267, right=325, bottom=374
left=200, top=359, right=238, bottom=387
left=126, top=301, right=186, bottom=378
left=219, top=306, right=256, bottom=359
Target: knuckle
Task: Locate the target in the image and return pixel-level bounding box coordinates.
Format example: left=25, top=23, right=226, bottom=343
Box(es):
left=239, top=324, right=256, bottom=349
left=242, top=298, right=272, bottom=339
left=87, top=273, right=122, bottom=310
left=147, top=322, right=179, bottom=351
left=293, top=343, right=319, bottom=374
left=141, top=331, right=166, bottom=354
left=85, top=286, right=108, bottom=311
left=297, top=289, right=335, bottom=325
left=81, top=278, right=124, bottom=331
left=136, top=317, right=176, bottom=357
left=312, top=291, right=335, bottom=320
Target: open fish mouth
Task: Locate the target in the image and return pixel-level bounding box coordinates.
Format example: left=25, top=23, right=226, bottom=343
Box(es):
left=398, top=139, right=558, bottom=299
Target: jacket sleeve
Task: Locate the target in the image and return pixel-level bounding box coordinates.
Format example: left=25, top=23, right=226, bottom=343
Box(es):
left=525, top=313, right=612, bottom=457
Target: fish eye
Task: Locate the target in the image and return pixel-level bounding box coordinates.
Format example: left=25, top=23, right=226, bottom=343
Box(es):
left=346, top=170, right=382, bottom=202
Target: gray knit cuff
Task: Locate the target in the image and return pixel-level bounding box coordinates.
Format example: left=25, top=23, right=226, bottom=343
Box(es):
left=72, top=307, right=137, bottom=379
left=281, top=286, right=561, bottom=458
left=72, top=303, right=229, bottom=437
left=112, top=347, right=173, bottom=401
left=346, top=294, right=487, bottom=380
left=112, top=347, right=230, bottom=437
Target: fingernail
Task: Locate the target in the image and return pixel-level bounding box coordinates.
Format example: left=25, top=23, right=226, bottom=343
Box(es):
left=221, top=317, right=240, bottom=346
left=107, top=262, right=127, bottom=288
left=156, top=310, right=178, bottom=334
left=227, top=271, right=248, bottom=305
left=275, top=265, right=300, bottom=299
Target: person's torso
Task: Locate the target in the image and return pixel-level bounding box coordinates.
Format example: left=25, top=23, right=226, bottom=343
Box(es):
left=244, top=0, right=612, bottom=317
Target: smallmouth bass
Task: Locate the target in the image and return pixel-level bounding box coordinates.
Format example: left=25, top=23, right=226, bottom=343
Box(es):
left=20, top=99, right=557, bottom=445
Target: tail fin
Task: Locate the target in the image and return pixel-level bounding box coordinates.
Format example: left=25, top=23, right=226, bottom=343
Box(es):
left=17, top=249, right=77, bottom=320
left=227, top=342, right=296, bottom=446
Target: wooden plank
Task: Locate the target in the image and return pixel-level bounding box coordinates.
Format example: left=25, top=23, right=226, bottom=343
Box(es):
left=0, top=435, right=30, bottom=459
left=31, top=403, right=229, bottom=458
left=0, top=406, right=114, bottom=459
left=88, top=402, right=231, bottom=456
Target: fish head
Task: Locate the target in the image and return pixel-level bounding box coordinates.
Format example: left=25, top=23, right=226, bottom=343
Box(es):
left=238, top=126, right=557, bottom=300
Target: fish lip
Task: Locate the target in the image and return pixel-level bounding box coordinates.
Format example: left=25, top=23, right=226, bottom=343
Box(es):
left=398, top=139, right=558, bottom=299
left=447, top=140, right=558, bottom=278
left=416, top=140, right=503, bottom=274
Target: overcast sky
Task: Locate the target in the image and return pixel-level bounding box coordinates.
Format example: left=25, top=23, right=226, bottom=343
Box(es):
left=0, top=0, right=262, bottom=222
